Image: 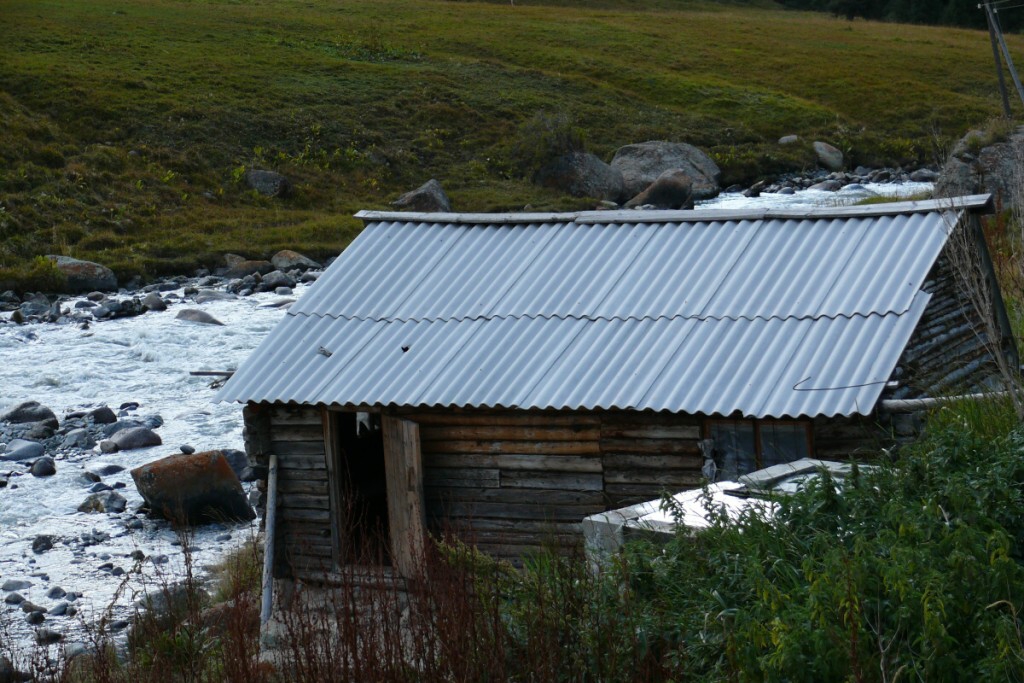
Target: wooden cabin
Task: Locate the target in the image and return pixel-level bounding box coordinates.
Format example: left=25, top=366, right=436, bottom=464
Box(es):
left=217, top=195, right=1015, bottom=584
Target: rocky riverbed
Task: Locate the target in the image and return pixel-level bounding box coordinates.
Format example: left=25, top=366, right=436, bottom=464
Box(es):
left=0, top=256, right=323, bottom=654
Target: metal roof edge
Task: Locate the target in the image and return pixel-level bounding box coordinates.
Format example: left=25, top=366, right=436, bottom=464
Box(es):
left=354, top=194, right=992, bottom=225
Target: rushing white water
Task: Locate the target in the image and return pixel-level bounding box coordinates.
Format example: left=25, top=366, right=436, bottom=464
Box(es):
left=698, top=179, right=934, bottom=210
left=0, top=179, right=933, bottom=650
left=0, top=286, right=299, bottom=649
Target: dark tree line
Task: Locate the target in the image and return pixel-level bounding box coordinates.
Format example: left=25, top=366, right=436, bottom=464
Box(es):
left=777, top=0, right=1024, bottom=31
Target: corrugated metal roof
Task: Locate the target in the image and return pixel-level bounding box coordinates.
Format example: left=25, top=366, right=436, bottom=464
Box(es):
left=218, top=199, right=975, bottom=417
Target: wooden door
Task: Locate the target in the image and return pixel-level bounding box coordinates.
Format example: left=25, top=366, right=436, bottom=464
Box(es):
left=382, top=415, right=426, bottom=577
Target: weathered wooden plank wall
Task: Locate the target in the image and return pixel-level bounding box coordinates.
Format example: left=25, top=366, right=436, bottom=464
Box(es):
left=266, top=405, right=334, bottom=581
left=893, top=252, right=1003, bottom=399
left=246, top=404, right=889, bottom=576
left=399, top=409, right=707, bottom=563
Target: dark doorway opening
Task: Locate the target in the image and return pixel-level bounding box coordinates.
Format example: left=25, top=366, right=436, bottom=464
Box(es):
left=333, top=411, right=391, bottom=564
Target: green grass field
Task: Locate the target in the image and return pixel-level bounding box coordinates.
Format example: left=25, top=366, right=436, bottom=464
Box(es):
left=0, top=0, right=1019, bottom=289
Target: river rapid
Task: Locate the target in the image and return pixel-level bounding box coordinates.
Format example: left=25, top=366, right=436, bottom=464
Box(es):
left=0, top=179, right=932, bottom=652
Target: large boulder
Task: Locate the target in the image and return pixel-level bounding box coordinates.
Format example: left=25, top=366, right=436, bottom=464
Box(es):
left=935, top=125, right=1024, bottom=205
left=131, top=451, right=255, bottom=525
left=244, top=169, right=292, bottom=198
left=0, top=439, right=45, bottom=462
left=611, top=141, right=720, bottom=200
left=175, top=309, right=224, bottom=326
left=1, top=401, right=57, bottom=426
left=223, top=260, right=274, bottom=279
left=109, top=427, right=162, bottom=451
left=392, top=179, right=452, bottom=212
left=271, top=249, right=321, bottom=272
left=45, top=256, right=117, bottom=293
left=624, top=168, right=695, bottom=210
left=813, top=141, right=844, bottom=172
left=535, top=152, right=625, bottom=202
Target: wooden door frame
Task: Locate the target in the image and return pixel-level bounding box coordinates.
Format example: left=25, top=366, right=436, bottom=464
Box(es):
left=322, top=408, right=426, bottom=577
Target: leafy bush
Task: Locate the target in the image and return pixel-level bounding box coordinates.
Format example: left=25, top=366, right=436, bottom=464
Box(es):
left=617, top=398, right=1024, bottom=681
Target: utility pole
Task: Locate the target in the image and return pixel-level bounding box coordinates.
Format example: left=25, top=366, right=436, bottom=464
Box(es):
left=983, top=2, right=1013, bottom=117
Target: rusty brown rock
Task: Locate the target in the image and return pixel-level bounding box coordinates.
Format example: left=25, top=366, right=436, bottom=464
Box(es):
left=131, top=451, right=255, bottom=525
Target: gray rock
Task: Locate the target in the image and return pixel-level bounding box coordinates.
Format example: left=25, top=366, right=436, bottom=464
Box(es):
left=30, top=456, right=56, bottom=477
left=391, top=179, right=452, bottom=212
left=88, top=482, right=112, bottom=493
left=274, top=287, right=293, bottom=296
left=91, top=463, right=124, bottom=476
left=101, top=419, right=143, bottom=437
left=778, top=134, right=800, bottom=145
left=4, top=592, right=24, bottom=605
left=98, top=440, right=118, bottom=454
left=193, top=290, right=237, bottom=304
left=933, top=126, right=1024, bottom=202
left=244, top=169, right=292, bottom=198
left=46, top=586, right=65, bottom=599
left=22, top=422, right=54, bottom=440
left=26, top=612, right=45, bottom=625
left=220, top=449, right=249, bottom=479
left=611, top=141, right=721, bottom=200
left=223, top=260, right=274, bottom=280
left=271, top=249, right=321, bottom=272
left=78, top=491, right=127, bottom=514
left=62, top=428, right=95, bottom=450
left=175, top=309, right=224, bottom=326
left=2, top=401, right=57, bottom=425
left=909, top=168, right=938, bottom=183
left=21, top=600, right=42, bottom=614
left=259, top=270, right=295, bottom=291
left=180, top=445, right=195, bottom=455
left=48, top=602, right=69, bottom=616
left=109, top=427, right=162, bottom=451
left=2, top=579, right=31, bottom=592
left=808, top=180, right=843, bottom=191
left=45, top=256, right=117, bottom=293
left=813, top=141, right=844, bottom=171
left=536, top=152, right=625, bottom=202
left=35, top=628, right=62, bottom=645
left=141, top=292, right=167, bottom=312
left=623, top=168, right=694, bottom=210
left=1, top=439, right=44, bottom=462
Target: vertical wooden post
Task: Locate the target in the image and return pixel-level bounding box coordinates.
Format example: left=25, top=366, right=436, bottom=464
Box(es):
left=382, top=415, right=426, bottom=578
left=260, top=452, right=279, bottom=626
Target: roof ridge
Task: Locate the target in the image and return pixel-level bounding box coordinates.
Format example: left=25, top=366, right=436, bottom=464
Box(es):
left=283, top=307, right=921, bottom=325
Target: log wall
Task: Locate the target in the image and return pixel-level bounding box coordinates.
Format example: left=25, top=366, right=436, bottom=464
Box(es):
left=246, top=403, right=334, bottom=581
left=245, top=404, right=891, bottom=575
left=397, top=409, right=705, bottom=563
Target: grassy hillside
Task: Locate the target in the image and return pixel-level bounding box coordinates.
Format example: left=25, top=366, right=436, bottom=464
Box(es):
left=0, top=0, right=1019, bottom=289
